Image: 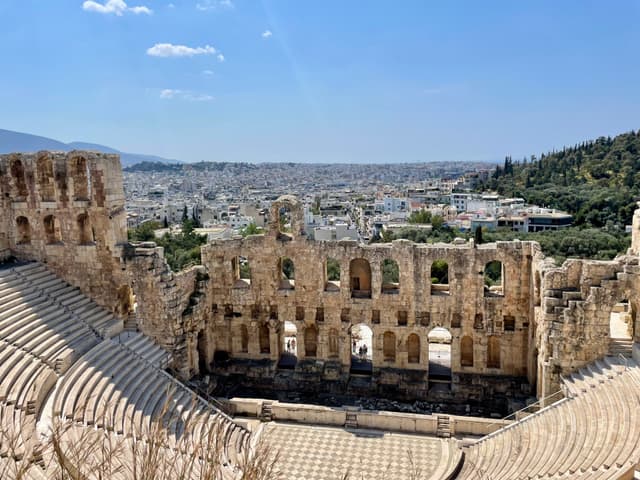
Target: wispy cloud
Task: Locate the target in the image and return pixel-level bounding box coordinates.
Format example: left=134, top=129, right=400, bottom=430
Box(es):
left=262, top=30, right=272, bottom=39
left=202, top=69, right=215, bottom=76
left=196, top=0, right=233, bottom=11
left=147, top=43, right=217, bottom=57
left=82, top=0, right=152, bottom=15
left=216, top=53, right=225, bottom=62
left=160, top=89, right=214, bottom=101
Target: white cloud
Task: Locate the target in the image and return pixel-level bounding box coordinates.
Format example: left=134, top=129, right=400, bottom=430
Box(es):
left=147, top=43, right=216, bottom=57
left=196, top=0, right=233, bottom=11
left=262, top=30, right=272, bottom=38
left=217, top=53, right=225, bottom=62
left=168, top=3, right=175, bottom=8
left=160, top=89, right=214, bottom=102
left=82, top=0, right=152, bottom=15
left=202, top=70, right=215, bottom=76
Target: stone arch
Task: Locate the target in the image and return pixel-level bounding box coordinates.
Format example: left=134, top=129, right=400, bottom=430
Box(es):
left=16, top=216, right=31, bottom=244
left=325, top=257, right=341, bottom=291
left=350, top=323, right=373, bottom=374
left=232, top=256, right=251, bottom=288
left=43, top=215, right=62, bottom=244
left=487, top=336, right=501, bottom=368
left=350, top=258, right=371, bottom=298
left=239, top=324, right=249, bottom=353
left=428, top=327, right=452, bottom=381
left=383, top=331, right=396, bottom=362
left=484, top=260, right=504, bottom=296
left=77, top=213, right=94, bottom=245
left=197, top=330, right=209, bottom=373
left=71, top=155, right=89, bottom=201
left=328, top=328, right=339, bottom=357
left=304, top=325, right=318, bottom=357
left=381, top=258, right=400, bottom=294
left=278, top=256, right=295, bottom=290
left=116, top=284, right=134, bottom=316
left=280, top=320, right=298, bottom=368
left=270, top=195, right=304, bottom=240
left=461, top=335, right=474, bottom=367
left=37, top=153, right=55, bottom=201
left=534, top=271, right=542, bottom=306
left=259, top=323, right=270, bottom=354
left=431, top=259, right=449, bottom=295
left=407, top=333, right=420, bottom=363
left=10, top=158, right=28, bottom=200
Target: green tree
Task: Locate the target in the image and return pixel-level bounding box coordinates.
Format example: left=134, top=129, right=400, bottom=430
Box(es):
left=240, top=223, right=263, bottom=237
left=326, top=258, right=341, bottom=281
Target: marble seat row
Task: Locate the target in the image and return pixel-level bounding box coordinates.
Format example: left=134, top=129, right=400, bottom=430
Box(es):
left=458, top=356, right=640, bottom=479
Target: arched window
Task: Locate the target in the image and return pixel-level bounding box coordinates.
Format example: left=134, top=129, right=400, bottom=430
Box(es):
left=407, top=333, right=420, bottom=363
left=350, top=258, right=371, bottom=298
left=381, top=259, right=399, bottom=294
left=461, top=335, right=474, bottom=367
left=10, top=159, right=28, bottom=199
left=279, top=257, right=295, bottom=290
left=304, top=325, right=318, bottom=357
left=71, top=156, right=89, bottom=201
left=484, top=260, right=504, bottom=296
left=328, top=328, right=339, bottom=357
left=383, top=331, right=396, bottom=362
left=43, top=215, right=62, bottom=244
left=37, top=154, right=55, bottom=201
left=325, top=257, right=341, bottom=291
left=77, top=213, right=94, bottom=245
left=240, top=324, right=249, bottom=353
left=431, top=260, right=449, bottom=295
left=487, top=336, right=500, bottom=368
left=259, top=323, right=270, bottom=354
left=16, top=216, right=31, bottom=244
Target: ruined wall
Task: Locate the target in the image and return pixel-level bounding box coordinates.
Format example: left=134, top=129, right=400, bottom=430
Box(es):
left=0, top=151, right=130, bottom=315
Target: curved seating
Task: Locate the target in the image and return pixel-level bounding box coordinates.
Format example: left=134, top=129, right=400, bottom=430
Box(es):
left=459, top=356, right=640, bottom=479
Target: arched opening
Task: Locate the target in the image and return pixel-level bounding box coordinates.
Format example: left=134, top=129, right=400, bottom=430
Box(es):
left=407, top=333, right=420, bottom=364
left=197, top=330, right=209, bottom=373
left=325, top=257, right=341, bottom=291
left=431, top=260, right=449, bottom=295
left=461, top=335, right=474, bottom=367
left=259, top=323, right=270, bottom=354
left=428, top=327, right=452, bottom=386
left=43, top=215, right=62, bottom=244
left=279, top=321, right=298, bottom=369
left=328, top=328, right=339, bottom=358
left=304, top=325, right=318, bottom=357
left=77, top=213, right=94, bottom=245
left=16, top=216, right=31, bottom=244
left=71, top=156, right=89, bottom=201
left=608, top=300, right=634, bottom=357
left=484, top=260, right=504, bottom=296
left=350, top=324, right=373, bottom=374
left=37, top=154, right=55, bottom=201
left=350, top=258, right=371, bottom=298
left=487, top=336, right=501, bottom=368
left=534, top=271, right=542, bottom=306
left=232, top=256, right=250, bottom=288
left=116, top=285, right=135, bottom=316
left=381, top=259, right=399, bottom=294
left=10, top=159, right=28, bottom=200
left=278, top=256, right=295, bottom=290
left=383, top=331, right=396, bottom=363
left=278, top=205, right=293, bottom=240
left=239, top=324, right=249, bottom=353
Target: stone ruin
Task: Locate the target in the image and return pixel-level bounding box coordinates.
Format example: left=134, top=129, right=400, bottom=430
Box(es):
left=2, top=151, right=639, bottom=406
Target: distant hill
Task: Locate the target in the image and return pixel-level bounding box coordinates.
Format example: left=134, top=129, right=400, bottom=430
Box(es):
left=481, top=129, right=640, bottom=227
left=0, top=129, right=181, bottom=167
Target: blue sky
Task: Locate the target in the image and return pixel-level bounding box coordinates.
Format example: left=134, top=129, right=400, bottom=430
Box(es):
left=0, top=1, right=638, bottom=163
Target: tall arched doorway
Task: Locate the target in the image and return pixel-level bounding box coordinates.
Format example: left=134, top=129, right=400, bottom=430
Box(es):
left=279, top=321, right=298, bottom=369
left=608, top=300, right=635, bottom=357
left=428, top=327, right=452, bottom=389
left=350, top=324, right=373, bottom=374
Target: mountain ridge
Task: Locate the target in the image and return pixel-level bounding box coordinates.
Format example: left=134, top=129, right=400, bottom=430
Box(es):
left=0, top=128, right=181, bottom=167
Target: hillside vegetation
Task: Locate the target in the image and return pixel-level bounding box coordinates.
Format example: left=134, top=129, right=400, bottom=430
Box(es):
left=480, top=130, right=640, bottom=228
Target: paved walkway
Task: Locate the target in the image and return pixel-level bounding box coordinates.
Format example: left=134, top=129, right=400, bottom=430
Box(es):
left=262, top=422, right=456, bottom=480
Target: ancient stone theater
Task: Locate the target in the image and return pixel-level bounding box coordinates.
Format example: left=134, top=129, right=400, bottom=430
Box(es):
left=0, top=151, right=639, bottom=479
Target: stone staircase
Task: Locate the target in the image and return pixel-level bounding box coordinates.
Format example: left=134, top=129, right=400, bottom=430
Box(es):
left=259, top=401, right=273, bottom=422
left=609, top=337, right=633, bottom=357
left=344, top=409, right=358, bottom=429
left=436, top=415, right=452, bottom=438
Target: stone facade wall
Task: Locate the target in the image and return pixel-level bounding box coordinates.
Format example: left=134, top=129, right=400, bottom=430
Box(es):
left=0, top=151, right=130, bottom=314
